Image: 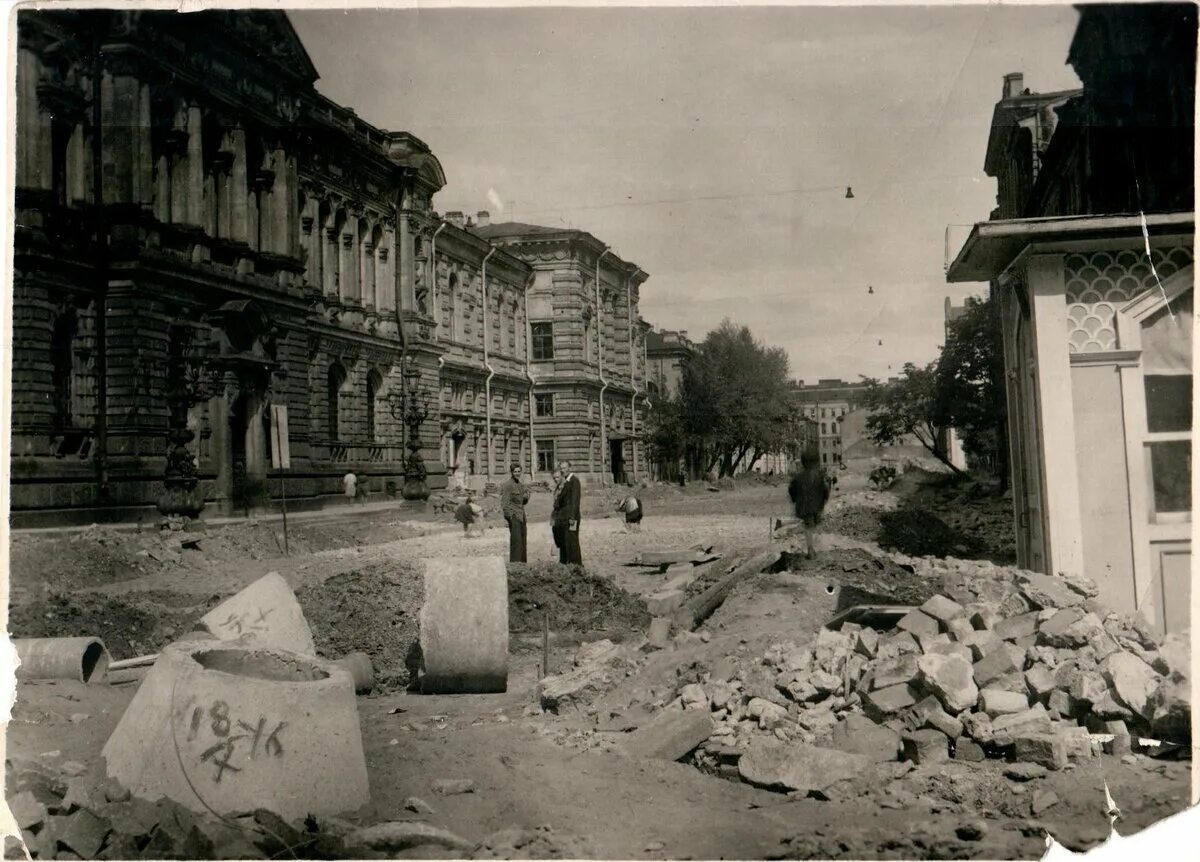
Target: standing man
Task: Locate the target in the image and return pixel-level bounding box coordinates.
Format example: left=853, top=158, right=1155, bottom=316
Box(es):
left=553, top=460, right=583, bottom=566
left=500, top=462, right=532, bottom=563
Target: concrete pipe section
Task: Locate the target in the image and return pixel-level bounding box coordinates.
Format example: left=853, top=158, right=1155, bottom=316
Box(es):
left=419, top=556, right=509, bottom=694
left=102, top=640, right=369, bottom=821
left=200, top=571, right=316, bottom=656
left=13, top=637, right=112, bottom=683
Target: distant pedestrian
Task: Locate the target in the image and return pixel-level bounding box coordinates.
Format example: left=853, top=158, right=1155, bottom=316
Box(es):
left=455, top=493, right=483, bottom=538
left=788, top=450, right=830, bottom=560
left=342, top=471, right=358, bottom=501
left=500, top=462, right=532, bottom=563
left=552, top=460, right=583, bottom=566
left=616, top=493, right=643, bottom=532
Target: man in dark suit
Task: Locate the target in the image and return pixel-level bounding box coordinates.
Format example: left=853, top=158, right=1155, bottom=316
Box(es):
left=552, top=460, right=583, bottom=566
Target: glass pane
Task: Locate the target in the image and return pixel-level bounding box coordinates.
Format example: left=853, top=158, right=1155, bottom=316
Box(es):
left=1145, top=375, right=1193, bottom=432
left=1142, top=291, right=1192, bottom=373
left=1148, top=440, right=1192, bottom=513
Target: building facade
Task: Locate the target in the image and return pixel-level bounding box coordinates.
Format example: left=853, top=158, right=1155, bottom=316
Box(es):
left=10, top=9, right=533, bottom=524
left=472, top=222, right=651, bottom=485
left=947, top=4, right=1195, bottom=633
left=644, top=329, right=695, bottom=399
left=789, top=378, right=871, bottom=465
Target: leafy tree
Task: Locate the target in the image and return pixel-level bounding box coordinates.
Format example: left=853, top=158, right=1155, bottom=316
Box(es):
left=933, top=293, right=1009, bottom=489
left=649, top=319, right=804, bottom=479
left=863, top=362, right=965, bottom=475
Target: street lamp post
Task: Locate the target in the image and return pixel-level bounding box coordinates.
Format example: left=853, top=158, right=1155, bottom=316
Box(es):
left=388, top=360, right=431, bottom=501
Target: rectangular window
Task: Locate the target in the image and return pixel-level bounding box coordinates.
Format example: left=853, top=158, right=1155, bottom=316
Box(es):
left=536, top=439, right=556, bottom=473
left=532, top=322, right=554, bottom=360
left=535, top=393, right=555, bottom=417
left=1144, top=373, right=1192, bottom=517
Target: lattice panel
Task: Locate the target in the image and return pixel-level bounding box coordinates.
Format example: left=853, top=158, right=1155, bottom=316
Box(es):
left=1064, top=246, right=1193, bottom=352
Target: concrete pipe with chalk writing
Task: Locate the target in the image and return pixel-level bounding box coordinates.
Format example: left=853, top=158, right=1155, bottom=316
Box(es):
left=418, top=557, right=509, bottom=694
left=102, top=640, right=369, bottom=821
left=13, top=637, right=112, bottom=684
left=200, top=571, right=316, bottom=656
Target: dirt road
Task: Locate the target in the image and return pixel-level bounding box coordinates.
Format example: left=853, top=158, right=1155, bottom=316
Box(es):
left=5, top=472, right=1192, bottom=859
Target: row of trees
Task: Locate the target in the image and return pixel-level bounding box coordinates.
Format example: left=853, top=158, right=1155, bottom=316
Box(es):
left=645, top=320, right=805, bottom=479
left=863, top=292, right=1008, bottom=488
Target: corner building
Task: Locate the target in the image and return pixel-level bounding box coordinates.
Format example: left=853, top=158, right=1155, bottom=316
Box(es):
left=10, top=9, right=531, bottom=524
left=471, top=222, right=651, bottom=485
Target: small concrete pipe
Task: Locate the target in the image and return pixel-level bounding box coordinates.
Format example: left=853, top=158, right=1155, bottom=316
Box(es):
left=14, top=637, right=112, bottom=684
left=334, top=652, right=375, bottom=694
left=419, top=557, right=509, bottom=694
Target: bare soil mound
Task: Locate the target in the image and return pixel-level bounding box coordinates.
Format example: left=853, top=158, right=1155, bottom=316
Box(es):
left=878, top=509, right=985, bottom=559
left=771, top=547, right=941, bottom=610
left=296, top=563, right=424, bottom=691
left=7, top=591, right=220, bottom=659
left=508, top=562, right=650, bottom=634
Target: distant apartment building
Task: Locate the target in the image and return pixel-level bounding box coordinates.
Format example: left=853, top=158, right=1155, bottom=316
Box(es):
left=472, top=221, right=651, bottom=485
left=789, top=378, right=872, bottom=465
left=644, top=329, right=695, bottom=399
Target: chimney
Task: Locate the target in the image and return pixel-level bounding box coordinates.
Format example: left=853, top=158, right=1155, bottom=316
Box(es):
left=476, top=210, right=490, bottom=227
left=1003, top=73, right=1024, bottom=99
left=446, top=211, right=465, bottom=228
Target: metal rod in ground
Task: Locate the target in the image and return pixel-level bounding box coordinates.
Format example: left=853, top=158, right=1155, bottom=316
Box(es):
left=542, top=611, right=550, bottom=679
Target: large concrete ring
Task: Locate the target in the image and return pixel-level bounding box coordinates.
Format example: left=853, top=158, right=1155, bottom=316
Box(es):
left=102, top=641, right=369, bottom=821
left=419, top=556, right=509, bottom=694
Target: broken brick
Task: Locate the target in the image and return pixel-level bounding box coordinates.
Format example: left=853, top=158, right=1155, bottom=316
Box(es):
left=896, top=610, right=940, bottom=639
left=1013, top=732, right=1068, bottom=770
left=953, top=740, right=986, bottom=762
left=1024, top=665, right=1057, bottom=702
left=946, top=618, right=976, bottom=642
left=871, top=654, right=920, bottom=691
left=973, top=648, right=1019, bottom=688
left=863, top=683, right=920, bottom=723
left=919, top=595, right=967, bottom=627
left=979, top=688, right=1029, bottom=717
left=917, top=653, right=979, bottom=713
left=902, top=728, right=950, bottom=765
left=58, top=809, right=111, bottom=859
left=994, top=612, right=1040, bottom=643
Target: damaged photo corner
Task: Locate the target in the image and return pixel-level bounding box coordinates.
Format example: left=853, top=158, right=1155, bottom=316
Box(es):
left=0, top=0, right=1196, bottom=860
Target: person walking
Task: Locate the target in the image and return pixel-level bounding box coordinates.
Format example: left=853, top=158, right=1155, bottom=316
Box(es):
left=500, top=462, right=531, bottom=563
left=552, top=460, right=583, bottom=566
left=455, top=493, right=483, bottom=538
left=788, top=449, right=830, bottom=560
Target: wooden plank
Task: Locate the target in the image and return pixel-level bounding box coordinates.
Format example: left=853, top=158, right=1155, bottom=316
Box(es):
left=673, top=548, right=782, bottom=630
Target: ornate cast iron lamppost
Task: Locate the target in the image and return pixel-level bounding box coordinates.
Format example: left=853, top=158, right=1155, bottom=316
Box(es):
left=158, top=325, right=222, bottom=518
left=388, top=359, right=431, bottom=501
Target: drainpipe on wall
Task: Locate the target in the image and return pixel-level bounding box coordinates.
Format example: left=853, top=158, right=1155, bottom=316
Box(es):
left=628, top=267, right=644, bottom=483
left=596, top=246, right=611, bottom=485
left=523, top=270, right=536, bottom=481
left=482, top=247, right=497, bottom=479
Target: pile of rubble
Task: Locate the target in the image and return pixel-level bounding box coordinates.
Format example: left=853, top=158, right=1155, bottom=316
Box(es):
left=678, top=563, right=1189, bottom=792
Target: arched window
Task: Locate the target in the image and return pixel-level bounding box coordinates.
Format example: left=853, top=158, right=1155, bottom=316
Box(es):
left=366, top=369, right=383, bottom=442
left=328, top=362, right=347, bottom=441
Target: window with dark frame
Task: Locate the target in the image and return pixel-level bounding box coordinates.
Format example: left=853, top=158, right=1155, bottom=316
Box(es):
left=532, top=321, right=554, bottom=360
left=535, top=393, right=555, bottom=417
left=536, top=439, right=556, bottom=473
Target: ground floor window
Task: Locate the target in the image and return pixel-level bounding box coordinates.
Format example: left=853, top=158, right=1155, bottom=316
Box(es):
left=1142, top=292, right=1192, bottom=521
left=536, top=439, right=556, bottom=473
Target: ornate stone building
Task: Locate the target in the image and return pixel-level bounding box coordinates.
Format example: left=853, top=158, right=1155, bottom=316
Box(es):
left=644, top=328, right=695, bottom=400
left=472, top=222, right=651, bottom=485
left=10, top=9, right=531, bottom=524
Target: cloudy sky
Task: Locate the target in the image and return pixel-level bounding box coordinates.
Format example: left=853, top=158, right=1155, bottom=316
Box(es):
left=291, top=2, right=1083, bottom=383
